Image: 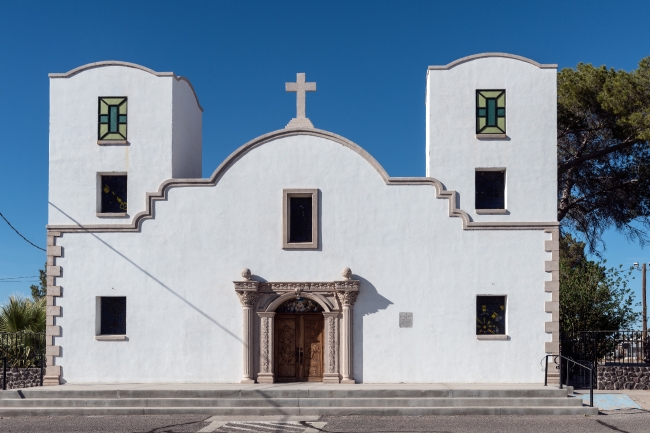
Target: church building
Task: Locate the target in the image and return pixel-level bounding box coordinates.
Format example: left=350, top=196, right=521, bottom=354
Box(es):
left=44, top=53, right=559, bottom=385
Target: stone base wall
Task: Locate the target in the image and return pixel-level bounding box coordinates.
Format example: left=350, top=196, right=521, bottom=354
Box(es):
left=597, top=365, right=650, bottom=390
left=2, top=368, right=43, bottom=389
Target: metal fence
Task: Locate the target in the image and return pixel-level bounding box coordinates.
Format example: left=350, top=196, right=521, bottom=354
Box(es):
left=0, top=332, right=46, bottom=390
left=561, top=330, right=649, bottom=388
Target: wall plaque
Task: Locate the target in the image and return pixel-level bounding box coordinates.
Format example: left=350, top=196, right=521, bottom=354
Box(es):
left=399, top=312, right=413, bottom=328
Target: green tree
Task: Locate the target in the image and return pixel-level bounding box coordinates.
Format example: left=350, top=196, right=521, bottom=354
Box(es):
left=30, top=263, right=47, bottom=300
left=559, top=234, right=639, bottom=333
left=0, top=295, right=46, bottom=333
left=558, top=57, right=650, bottom=252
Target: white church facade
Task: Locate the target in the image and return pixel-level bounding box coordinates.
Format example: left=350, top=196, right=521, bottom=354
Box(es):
left=44, top=53, right=560, bottom=385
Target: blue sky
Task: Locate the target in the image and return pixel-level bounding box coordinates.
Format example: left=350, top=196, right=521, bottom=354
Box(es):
left=1, top=1, right=650, bottom=309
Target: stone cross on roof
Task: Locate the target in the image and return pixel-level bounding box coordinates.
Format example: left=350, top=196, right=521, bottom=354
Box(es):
left=285, top=73, right=316, bottom=129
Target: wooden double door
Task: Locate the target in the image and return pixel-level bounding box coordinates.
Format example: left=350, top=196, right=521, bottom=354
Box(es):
left=275, top=314, right=324, bottom=382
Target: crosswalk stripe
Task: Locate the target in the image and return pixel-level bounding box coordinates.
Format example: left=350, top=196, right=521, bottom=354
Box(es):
left=198, top=421, right=227, bottom=432
left=204, top=420, right=327, bottom=433
left=303, top=422, right=327, bottom=433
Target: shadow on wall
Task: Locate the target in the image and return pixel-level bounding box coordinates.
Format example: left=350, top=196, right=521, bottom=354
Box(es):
left=48, top=202, right=243, bottom=345
left=352, top=275, right=393, bottom=383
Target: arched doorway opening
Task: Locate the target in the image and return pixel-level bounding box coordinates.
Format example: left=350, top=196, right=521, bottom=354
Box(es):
left=275, top=297, right=324, bottom=382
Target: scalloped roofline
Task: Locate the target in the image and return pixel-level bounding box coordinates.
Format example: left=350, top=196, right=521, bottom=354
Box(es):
left=48, top=61, right=203, bottom=112
left=47, top=127, right=557, bottom=234
left=428, top=53, right=557, bottom=71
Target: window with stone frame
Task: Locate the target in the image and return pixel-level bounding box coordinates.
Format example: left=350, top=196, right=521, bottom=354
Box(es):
left=476, top=90, right=505, bottom=134
left=283, top=189, right=319, bottom=249
left=475, top=170, right=505, bottom=209
left=98, top=97, right=128, bottom=140
left=100, top=175, right=128, bottom=213
left=100, top=297, right=126, bottom=335
left=476, top=295, right=506, bottom=335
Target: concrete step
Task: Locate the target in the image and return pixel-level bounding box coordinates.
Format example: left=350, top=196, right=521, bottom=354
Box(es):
left=0, top=397, right=585, bottom=408
left=0, top=406, right=599, bottom=416
left=0, top=388, right=571, bottom=400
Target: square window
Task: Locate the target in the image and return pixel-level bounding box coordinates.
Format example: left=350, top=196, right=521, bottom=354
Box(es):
left=100, top=297, right=126, bottom=335
left=98, top=97, right=127, bottom=140
left=283, top=189, right=319, bottom=249
left=476, top=90, right=505, bottom=134
left=475, top=170, right=505, bottom=209
left=100, top=175, right=128, bottom=213
left=476, top=295, right=506, bottom=335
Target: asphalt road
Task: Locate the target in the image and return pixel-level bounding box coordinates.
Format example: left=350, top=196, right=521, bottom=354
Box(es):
left=1, top=413, right=649, bottom=433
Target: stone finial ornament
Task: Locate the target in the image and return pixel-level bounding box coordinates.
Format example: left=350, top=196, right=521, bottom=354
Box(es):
left=241, top=268, right=251, bottom=281
left=342, top=267, right=352, bottom=280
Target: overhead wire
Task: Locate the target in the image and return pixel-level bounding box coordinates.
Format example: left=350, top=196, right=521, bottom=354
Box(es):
left=0, top=211, right=46, bottom=251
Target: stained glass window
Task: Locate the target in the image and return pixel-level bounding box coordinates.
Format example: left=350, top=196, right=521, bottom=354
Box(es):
left=476, top=90, right=505, bottom=134
left=98, top=97, right=127, bottom=140
left=100, top=297, right=126, bottom=335
left=475, top=170, right=505, bottom=209
left=476, top=295, right=506, bottom=335
left=289, top=196, right=312, bottom=243
left=101, top=175, right=128, bottom=213
left=276, top=297, right=323, bottom=313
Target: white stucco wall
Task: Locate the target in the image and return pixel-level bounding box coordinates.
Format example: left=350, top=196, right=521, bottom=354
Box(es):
left=426, top=55, right=557, bottom=223
left=172, top=78, right=202, bottom=179
left=54, top=134, right=552, bottom=384
left=48, top=64, right=202, bottom=227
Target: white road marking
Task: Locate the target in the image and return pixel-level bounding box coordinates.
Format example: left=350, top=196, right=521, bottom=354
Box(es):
left=204, top=416, right=320, bottom=422
left=198, top=421, right=227, bottom=432
left=207, top=421, right=327, bottom=433
left=303, top=421, right=327, bottom=433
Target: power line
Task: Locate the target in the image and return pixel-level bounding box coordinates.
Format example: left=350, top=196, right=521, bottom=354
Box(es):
left=0, top=281, right=39, bottom=284
left=0, top=211, right=46, bottom=252
left=0, top=276, right=39, bottom=281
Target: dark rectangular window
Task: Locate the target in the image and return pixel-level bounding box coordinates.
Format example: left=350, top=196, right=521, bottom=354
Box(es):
left=100, top=297, right=126, bottom=335
left=475, top=170, right=505, bottom=209
left=289, top=196, right=312, bottom=243
left=476, top=295, right=506, bottom=335
left=101, top=175, right=128, bottom=213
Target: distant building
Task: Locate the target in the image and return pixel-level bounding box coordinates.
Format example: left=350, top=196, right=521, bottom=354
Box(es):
left=44, top=53, right=559, bottom=385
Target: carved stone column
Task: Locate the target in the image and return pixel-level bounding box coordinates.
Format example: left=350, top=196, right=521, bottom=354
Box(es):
left=322, top=312, right=340, bottom=383
left=257, top=312, right=275, bottom=384
left=336, top=288, right=358, bottom=384
left=235, top=269, right=259, bottom=384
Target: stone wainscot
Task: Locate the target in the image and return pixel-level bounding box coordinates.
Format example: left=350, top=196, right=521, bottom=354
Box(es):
left=598, top=365, right=650, bottom=390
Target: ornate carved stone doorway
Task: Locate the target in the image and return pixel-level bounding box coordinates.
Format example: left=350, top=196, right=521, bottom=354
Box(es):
left=234, top=268, right=359, bottom=384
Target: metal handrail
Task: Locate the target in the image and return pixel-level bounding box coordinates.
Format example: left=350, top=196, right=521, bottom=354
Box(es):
left=543, top=354, right=594, bottom=408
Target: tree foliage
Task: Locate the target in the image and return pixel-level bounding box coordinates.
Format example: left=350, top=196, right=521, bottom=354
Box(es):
left=558, top=57, right=650, bottom=252
left=559, top=234, right=638, bottom=333
left=29, top=263, right=47, bottom=300
left=0, top=295, right=46, bottom=333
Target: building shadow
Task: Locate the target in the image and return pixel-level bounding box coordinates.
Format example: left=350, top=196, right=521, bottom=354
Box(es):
left=352, top=275, right=393, bottom=383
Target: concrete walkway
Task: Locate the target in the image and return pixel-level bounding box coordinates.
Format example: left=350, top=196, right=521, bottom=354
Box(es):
left=583, top=389, right=650, bottom=410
